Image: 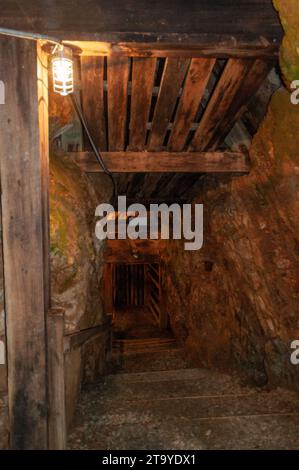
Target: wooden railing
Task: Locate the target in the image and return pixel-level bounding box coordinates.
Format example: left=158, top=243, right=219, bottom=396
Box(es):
left=47, top=311, right=112, bottom=449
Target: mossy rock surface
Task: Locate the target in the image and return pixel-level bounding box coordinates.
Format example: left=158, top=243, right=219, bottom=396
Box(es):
left=50, top=153, right=112, bottom=333
left=274, top=0, right=299, bottom=84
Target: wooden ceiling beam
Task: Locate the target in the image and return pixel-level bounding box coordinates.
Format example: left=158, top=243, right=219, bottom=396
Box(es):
left=105, top=239, right=160, bottom=264
left=129, top=57, right=157, bottom=151
left=1, top=0, right=282, bottom=57
left=208, top=59, right=274, bottom=149
left=66, top=41, right=279, bottom=59
left=168, top=58, right=216, bottom=151
left=70, top=151, right=250, bottom=173
left=189, top=58, right=253, bottom=151
left=107, top=56, right=130, bottom=151
left=81, top=56, right=107, bottom=150
left=147, top=58, right=190, bottom=151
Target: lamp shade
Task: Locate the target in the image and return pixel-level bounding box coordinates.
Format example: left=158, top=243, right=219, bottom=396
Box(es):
left=52, top=47, right=74, bottom=96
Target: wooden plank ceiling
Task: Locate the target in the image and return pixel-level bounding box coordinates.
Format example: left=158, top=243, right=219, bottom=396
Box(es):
left=74, top=54, right=273, bottom=200
left=78, top=55, right=272, bottom=155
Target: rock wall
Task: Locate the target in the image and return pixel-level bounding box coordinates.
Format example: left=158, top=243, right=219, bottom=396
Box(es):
left=50, top=153, right=112, bottom=333
left=273, top=0, right=299, bottom=84
left=50, top=153, right=113, bottom=430
left=162, top=88, right=299, bottom=389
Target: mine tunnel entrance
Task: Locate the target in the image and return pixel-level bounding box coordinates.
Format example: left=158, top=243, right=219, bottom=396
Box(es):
left=110, top=262, right=170, bottom=341
left=114, top=263, right=147, bottom=311
left=105, top=258, right=184, bottom=382
left=2, top=2, right=296, bottom=451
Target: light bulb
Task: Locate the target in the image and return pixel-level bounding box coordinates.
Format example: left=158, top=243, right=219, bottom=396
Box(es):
left=52, top=47, right=74, bottom=96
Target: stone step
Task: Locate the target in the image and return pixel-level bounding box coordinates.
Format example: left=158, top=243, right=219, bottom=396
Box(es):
left=113, top=342, right=177, bottom=354
left=69, top=413, right=299, bottom=450
left=94, top=369, right=251, bottom=400
left=110, top=348, right=194, bottom=373
left=76, top=387, right=299, bottom=426
left=105, top=367, right=241, bottom=384
left=68, top=357, right=299, bottom=451
left=68, top=324, right=299, bottom=451
left=113, top=338, right=177, bottom=353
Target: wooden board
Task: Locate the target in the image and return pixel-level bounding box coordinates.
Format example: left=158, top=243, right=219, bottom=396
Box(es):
left=103, top=263, right=114, bottom=314
left=106, top=240, right=160, bottom=263
left=0, top=38, right=49, bottom=449
left=147, top=58, right=189, bottom=151
left=168, top=58, right=216, bottom=151
left=65, top=41, right=279, bottom=59
left=107, top=56, right=130, bottom=151
left=0, top=1, right=282, bottom=56
left=208, top=59, right=274, bottom=149
left=129, top=57, right=156, bottom=150
left=38, top=46, right=64, bottom=451
left=47, top=312, right=66, bottom=450
left=189, top=59, right=252, bottom=151
left=64, top=347, right=82, bottom=430
left=64, top=319, right=112, bottom=351
left=72, top=150, right=250, bottom=173
left=81, top=56, right=107, bottom=150
left=37, top=43, right=51, bottom=314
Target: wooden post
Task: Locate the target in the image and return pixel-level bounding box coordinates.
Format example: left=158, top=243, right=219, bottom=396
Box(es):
left=37, top=42, right=51, bottom=310
left=47, top=312, right=66, bottom=449
left=0, top=38, right=49, bottom=449
left=104, top=263, right=114, bottom=315
left=159, top=264, right=168, bottom=330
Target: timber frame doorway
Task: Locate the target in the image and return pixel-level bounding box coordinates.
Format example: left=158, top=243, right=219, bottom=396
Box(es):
left=104, top=261, right=168, bottom=331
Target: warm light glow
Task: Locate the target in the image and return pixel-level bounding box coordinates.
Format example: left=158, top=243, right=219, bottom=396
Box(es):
left=52, top=53, right=74, bottom=96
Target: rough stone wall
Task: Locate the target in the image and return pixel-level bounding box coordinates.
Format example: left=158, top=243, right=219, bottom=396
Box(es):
left=273, top=0, right=299, bottom=84
left=50, top=153, right=112, bottom=333
left=50, top=152, right=113, bottom=430
left=163, top=88, right=299, bottom=389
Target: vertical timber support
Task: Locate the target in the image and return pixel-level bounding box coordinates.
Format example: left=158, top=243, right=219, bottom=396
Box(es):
left=159, top=264, right=168, bottom=331
left=47, top=312, right=66, bottom=449
left=104, top=263, right=114, bottom=316
left=158, top=263, right=168, bottom=330
left=0, top=38, right=49, bottom=449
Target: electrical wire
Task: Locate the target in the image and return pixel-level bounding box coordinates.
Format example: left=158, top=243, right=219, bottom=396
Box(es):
left=70, top=93, right=118, bottom=200
left=0, top=27, right=61, bottom=45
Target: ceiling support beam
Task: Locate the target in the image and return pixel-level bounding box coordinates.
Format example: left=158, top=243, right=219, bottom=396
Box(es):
left=70, top=151, right=250, bottom=174
left=65, top=40, right=280, bottom=59
left=0, top=0, right=282, bottom=57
